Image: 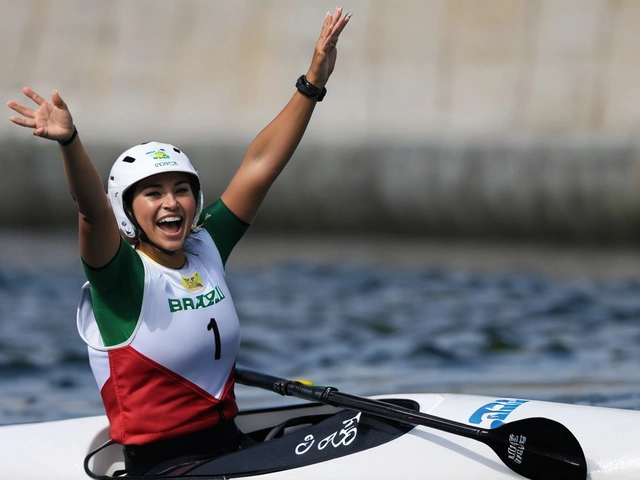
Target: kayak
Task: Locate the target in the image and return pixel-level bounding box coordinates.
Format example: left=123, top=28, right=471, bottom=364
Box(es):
left=2, top=386, right=640, bottom=479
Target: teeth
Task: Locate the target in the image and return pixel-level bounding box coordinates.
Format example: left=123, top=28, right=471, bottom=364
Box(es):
left=158, top=216, right=182, bottom=223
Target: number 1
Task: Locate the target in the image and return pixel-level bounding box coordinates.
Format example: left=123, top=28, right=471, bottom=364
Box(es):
left=207, top=318, right=221, bottom=360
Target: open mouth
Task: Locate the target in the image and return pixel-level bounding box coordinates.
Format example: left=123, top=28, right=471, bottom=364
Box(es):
left=157, top=216, right=184, bottom=234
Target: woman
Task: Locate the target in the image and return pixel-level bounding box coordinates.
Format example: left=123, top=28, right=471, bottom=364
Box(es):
left=7, top=8, right=350, bottom=475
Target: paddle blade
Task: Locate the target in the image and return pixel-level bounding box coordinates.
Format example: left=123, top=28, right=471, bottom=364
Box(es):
left=484, top=417, right=587, bottom=480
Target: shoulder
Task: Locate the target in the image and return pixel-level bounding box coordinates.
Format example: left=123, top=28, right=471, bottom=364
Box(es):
left=184, top=229, right=223, bottom=268
left=198, top=198, right=249, bottom=266
left=83, top=238, right=144, bottom=288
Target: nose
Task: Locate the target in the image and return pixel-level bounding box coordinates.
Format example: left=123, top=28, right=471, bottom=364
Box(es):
left=162, top=193, right=178, bottom=209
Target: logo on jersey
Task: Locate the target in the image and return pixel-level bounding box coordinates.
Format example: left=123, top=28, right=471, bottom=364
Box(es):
left=168, top=285, right=226, bottom=312
left=181, top=272, right=204, bottom=291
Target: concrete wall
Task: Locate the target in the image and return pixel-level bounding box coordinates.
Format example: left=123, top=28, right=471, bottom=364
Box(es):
left=2, top=0, right=640, bottom=242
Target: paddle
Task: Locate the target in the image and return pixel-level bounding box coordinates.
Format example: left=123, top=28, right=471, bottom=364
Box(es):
left=235, top=368, right=587, bottom=480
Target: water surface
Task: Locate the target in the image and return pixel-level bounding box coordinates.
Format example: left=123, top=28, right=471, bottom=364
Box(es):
left=1, top=231, right=639, bottom=425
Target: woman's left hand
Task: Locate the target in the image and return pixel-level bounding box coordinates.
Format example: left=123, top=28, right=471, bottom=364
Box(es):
left=305, top=7, right=351, bottom=89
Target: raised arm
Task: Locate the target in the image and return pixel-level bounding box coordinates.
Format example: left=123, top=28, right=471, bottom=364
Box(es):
left=7, top=88, right=121, bottom=268
left=220, top=8, right=351, bottom=224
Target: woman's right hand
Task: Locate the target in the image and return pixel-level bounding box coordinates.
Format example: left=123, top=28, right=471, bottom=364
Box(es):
left=7, top=87, right=75, bottom=143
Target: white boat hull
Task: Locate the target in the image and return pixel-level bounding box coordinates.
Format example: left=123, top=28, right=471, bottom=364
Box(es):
left=2, top=393, right=639, bottom=479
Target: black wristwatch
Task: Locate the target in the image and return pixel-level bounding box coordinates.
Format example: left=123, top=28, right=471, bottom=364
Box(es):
left=295, top=75, right=327, bottom=102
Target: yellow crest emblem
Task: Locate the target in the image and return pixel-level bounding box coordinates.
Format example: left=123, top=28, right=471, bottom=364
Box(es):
left=181, top=272, right=204, bottom=292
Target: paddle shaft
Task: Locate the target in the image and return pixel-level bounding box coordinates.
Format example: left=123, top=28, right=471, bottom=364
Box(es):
left=237, top=368, right=488, bottom=439
left=235, top=368, right=587, bottom=480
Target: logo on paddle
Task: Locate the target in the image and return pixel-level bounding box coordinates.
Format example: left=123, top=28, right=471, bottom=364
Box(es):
left=295, top=412, right=361, bottom=456
left=507, top=433, right=527, bottom=464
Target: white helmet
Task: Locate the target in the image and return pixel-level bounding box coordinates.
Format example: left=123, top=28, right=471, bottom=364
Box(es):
left=108, top=141, right=204, bottom=239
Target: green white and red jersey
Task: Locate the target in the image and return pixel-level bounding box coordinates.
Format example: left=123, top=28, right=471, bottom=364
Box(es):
left=77, top=199, right=248, bottom=445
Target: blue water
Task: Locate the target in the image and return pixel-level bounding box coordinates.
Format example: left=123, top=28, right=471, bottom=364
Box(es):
left=1, top=247, right=640, bottom=425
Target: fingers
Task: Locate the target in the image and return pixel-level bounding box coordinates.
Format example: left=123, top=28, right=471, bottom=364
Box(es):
left=332, top=10, right=351, bottom=37
left=319, top=8, right=340, bottom=43
left=306, top=7, right=351, bottom=85
left=8, top=87, right=74, bottom=141
left=7, top=86, right=46, bottom=124
left=7, top=114, right=35, bottom=129
left=22, top=86, right=47, bottom=107
left=320, top=10, right=334, bottom=36
left=7, top=100, right=36, bottom=121
left=51, top=90, right=67, bottom=110
left=321, top=7, right=351, bottom=51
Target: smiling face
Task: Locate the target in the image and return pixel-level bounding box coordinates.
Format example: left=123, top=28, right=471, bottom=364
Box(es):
left=130, top=171, right=197, bottom=268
